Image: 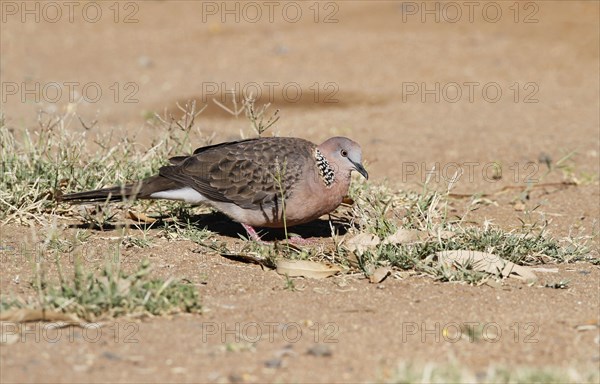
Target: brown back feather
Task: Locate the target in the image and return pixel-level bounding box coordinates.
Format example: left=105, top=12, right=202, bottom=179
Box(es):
left=159, top=137, right=315, bottom=209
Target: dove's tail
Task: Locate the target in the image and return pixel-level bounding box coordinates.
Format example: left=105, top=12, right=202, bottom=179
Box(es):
left=56, top=183, right=141, bottom=203
left=56, top=176, right=180, bottom=204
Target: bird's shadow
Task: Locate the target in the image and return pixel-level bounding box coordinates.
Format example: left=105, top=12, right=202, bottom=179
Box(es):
left=191, top=212, right=350, bottom=241
left=68, top=211, right=350, bottom=241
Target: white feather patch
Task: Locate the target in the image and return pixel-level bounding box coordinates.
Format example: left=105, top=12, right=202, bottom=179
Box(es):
left=150, top=187, right=207, bottom=204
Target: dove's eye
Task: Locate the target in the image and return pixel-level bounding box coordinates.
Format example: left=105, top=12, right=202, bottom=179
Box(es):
left=340, top=149, right=348, bottom=157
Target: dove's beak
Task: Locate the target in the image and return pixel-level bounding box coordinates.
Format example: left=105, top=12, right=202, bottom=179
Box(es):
left=352, top=161, right=369, bottom=180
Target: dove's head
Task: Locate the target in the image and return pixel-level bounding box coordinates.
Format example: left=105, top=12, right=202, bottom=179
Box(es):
left=318, top=137, right=368, bottom=181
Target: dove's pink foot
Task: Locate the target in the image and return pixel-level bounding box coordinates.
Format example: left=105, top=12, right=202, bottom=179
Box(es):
left=241, top=223, right=316, bottom=245
left=241, top=223, right=263, bottom=242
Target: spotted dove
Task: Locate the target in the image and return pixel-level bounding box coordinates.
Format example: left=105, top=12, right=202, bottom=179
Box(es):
left=58, top=136, right=368, bottom=240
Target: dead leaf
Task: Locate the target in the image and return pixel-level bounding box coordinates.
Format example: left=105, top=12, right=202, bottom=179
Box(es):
left=369, top=266, right=392, bottom=284
left=0, top=309, right=81, bottom=323
left=575, top=319, right=598, bottom=332
left=276, top=260, right=341, bottom=279
left=383, top=229, right=426, bottom=244
left=345, top=233, right=380, bottom=255
left=128, top=210, right=157, bottom=223
left=575, top=324, right=598, bottom=332
left=220, top=253, right=266, bottom=266
left=436, top=250, right=537, bottom=281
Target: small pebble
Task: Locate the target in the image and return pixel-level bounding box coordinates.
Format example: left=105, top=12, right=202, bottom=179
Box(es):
left=264, top=358, right=282, bottom=368
left=307, top=344, right=332, bottom=357
left=137, top=56, right=153, bottom=68
left=101, top=351, right=121, bottom=361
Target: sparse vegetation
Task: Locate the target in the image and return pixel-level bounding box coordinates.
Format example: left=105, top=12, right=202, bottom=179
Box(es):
left=1, top=256, right=201, bottom=321
left=0, top=100, right=596, bottom=323
left=337, top=178, right=594, bottom=283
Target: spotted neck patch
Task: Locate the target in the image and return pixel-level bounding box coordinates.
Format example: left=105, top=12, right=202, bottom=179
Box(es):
left=315, top=149, right=335, bottom=187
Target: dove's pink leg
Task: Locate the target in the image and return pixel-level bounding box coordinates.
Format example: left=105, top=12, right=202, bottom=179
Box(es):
left=241, top=223, right=263, bottom=242
left=241, top=223, right=316, bottom=245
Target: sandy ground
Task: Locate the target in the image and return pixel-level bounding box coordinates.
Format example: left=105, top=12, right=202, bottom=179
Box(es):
left=1, top=1, right=599, bottom=383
